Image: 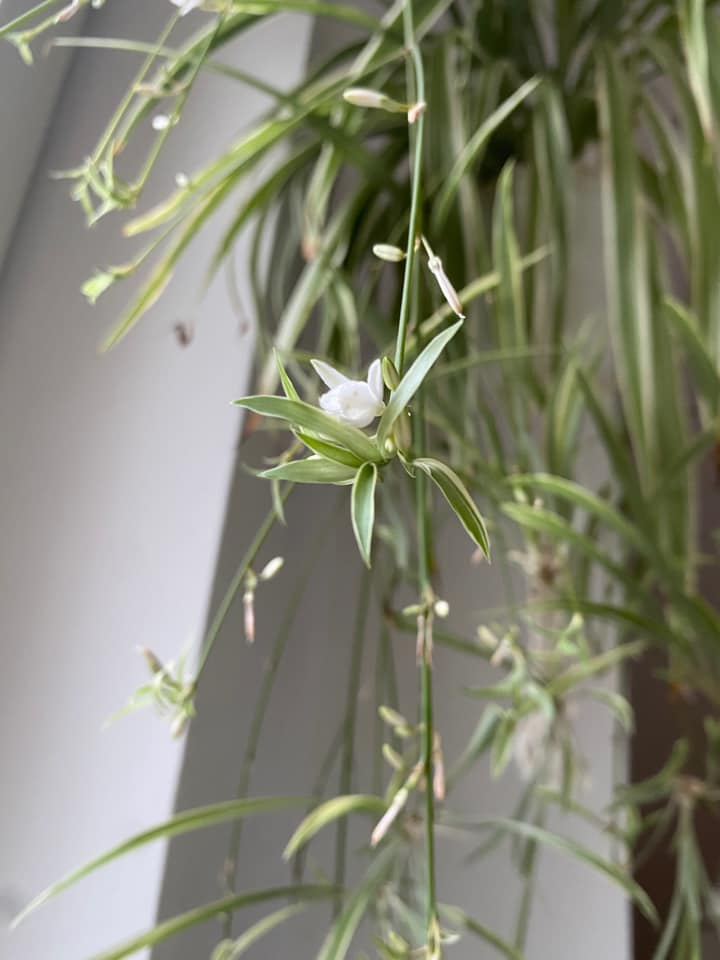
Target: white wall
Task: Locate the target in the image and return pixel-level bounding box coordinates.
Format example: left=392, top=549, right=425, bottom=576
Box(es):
left=0, top=5, right=312, bottom=959
left=0, top=0, right=89, bottom=273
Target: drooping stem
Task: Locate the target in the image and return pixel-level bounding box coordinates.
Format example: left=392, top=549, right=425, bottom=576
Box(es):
left=195, top=486, right=292, bottom=683
left=393, top=44, right=425, bottom=376
left=333, top=567, right=371, bottom=914
left=221, top=500, right=337, bottom=937
left=391, top=0, right=437, bottom=944
left=415, top=393, right=437, bottom=935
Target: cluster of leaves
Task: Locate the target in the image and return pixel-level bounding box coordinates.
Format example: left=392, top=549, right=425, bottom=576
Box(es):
left=7, top=0, right=720, bottom=958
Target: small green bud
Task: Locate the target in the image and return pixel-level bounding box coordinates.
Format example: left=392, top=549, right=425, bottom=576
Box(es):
left=138, top=646, right=163, bottom=674
left=373, top=243, right=405, bottom=263
left=392, top=412, right=412, bottom=452
left=383, top=436, right=397, bottom=457
left=381, top=356, right=401, bottom=390
left=379, top=705, right=408, bottom=728
left=402, top=603, right=425, bottom=617
left=382, top=743, right=404, bottom=770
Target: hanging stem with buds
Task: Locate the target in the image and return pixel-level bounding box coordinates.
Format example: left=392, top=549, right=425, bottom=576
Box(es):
left=391, top=2, right=438, bottom=952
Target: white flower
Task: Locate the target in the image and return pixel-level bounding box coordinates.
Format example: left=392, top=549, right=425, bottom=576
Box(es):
left=170, top=0, right=203, bottom=14
left=311, top=358, right=385, bottom=429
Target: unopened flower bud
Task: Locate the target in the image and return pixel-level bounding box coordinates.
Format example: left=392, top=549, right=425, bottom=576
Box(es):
left=383, top=436, right=397, bottom=457
left=259, top=556, right=284, bottom=581
left=373, top=243, right=406, bottom=263
left=343, top=87, right=406, bottom=113
left=382, top=743, right=404, bottom=770
left=381, top=356, right=401, bottom=390
left=171, top=713, right=189, bottom=738
left=138, top=646, right=163, bottom=674
left=379, top=705, right=408, bottom=728
left=392, top=412, right=412, bottom=453
left=407, top=100, right=427, bottom=124
left=152, top=114, right=174, bottom=131
left=434, top=599, right=450, bottom=618
left=56, top=0, right=81, bottom=23
left=243, top=589, right=255, bottom=644
left=371, top=786, right=409, bottom=846
left=477, top=625, right=497, bottom=649
left=427, top=255, right=465, bottom=318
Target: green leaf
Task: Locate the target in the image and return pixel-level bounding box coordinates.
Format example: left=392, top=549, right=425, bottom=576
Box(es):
left=211, top=903, right=307, bottom=960
left=546, top=640, right=646, bottom=698
left=502, top=501, right=626, bottom=582
left=507, top=473, right=663, bottom=569
left=283, top=794, right=385, bottom=860
left=296, top=433, right=363, bottom=467
left=351, top=462, right=378, bottom=567
left=664, top=296, right=720, bottom=410
left=440, top=905, right=525, bottom=960
left=452, top=817, right=658, bottom=925
left=233, top=396, right=381, bottom=463
left=317, top=846, right=397, bottom=960
left=434, top=77, right=542, bottom=229
left=597, top=47, right=657, bottom=485
left=376, top=319, right=464, bottom=447
left=274, top=349, right=301, bottom=401
left=678, top=0, right=715, bottom=142
left=447, top=705, right=506, bottom=789
left=261, top=457, right=357, bottom=485
left=413, top=457, right=490, bottom=558
left=82, top=270, right=117, bottom=305
left=13, top=796, right=309, bottom=926
left=85, top=886, right=336, bottom=960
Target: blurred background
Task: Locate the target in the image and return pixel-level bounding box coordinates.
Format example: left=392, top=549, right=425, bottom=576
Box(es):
left=1, top=2, right=631, bottom=958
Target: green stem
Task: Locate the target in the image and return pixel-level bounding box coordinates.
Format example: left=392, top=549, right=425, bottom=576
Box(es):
left=92, top=13, right=180, bottom=167
left=415, top=396, right=437, bottom=933
left=222, top=499, right=339, bottom=937
left=333, top=567, right=371, bottom=915
left=392, top=1, right=437, bottom=943
left=0, top=0, right=63, bottom=38
left=393, top=41, right=425, bottom=376
left=195, top=486, right=293, bottom=682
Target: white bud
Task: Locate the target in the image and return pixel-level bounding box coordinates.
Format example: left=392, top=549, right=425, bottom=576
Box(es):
left=152, top=114, right=172, bottom=131
left=258, top=556, right=284, bottom=581
left=372, top=243, right=405, bottom=263
left=370, top=787, right=408, bottom=846
left=343, top=87, right=406, bottom=113
left=427, top=255, right=465, bottom=318
left=175, top=172, right=189, bottom=188
left=171, top=713, right=189, bottom=738
left=433, top=599, right=450, bottom=618
left=243, top=589, right=255, bottom=644
left=56, top=0, right=81, bottom=23
left=407, top=100, right=427, bottom=124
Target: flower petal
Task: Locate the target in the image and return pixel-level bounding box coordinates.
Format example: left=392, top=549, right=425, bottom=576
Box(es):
left=311, top=358, right=350, bottom=390
left=319, top=381, right=383, bottom=428
left=366, top=359, right=383, bottom=404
